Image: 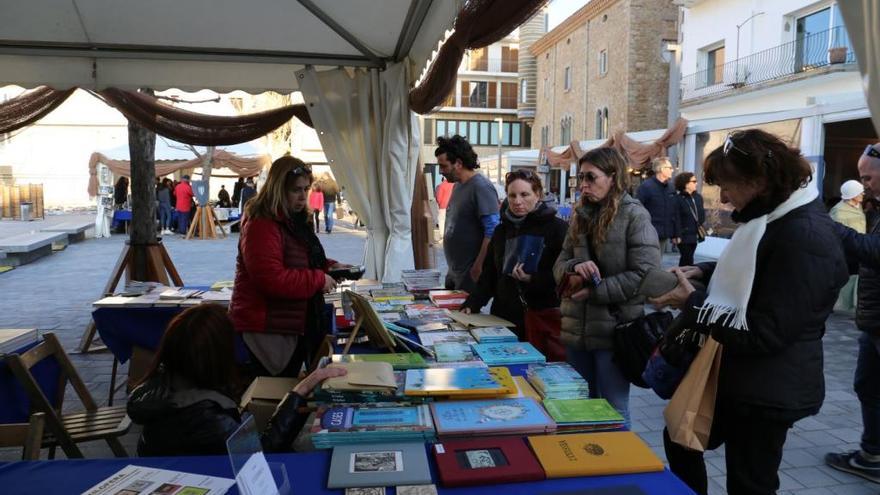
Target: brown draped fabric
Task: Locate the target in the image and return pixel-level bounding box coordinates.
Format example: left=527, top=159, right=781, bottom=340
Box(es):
left=87, top=148, right=270, bottom=197
left=0, top=86, right=76, bottom=136
left=541, top=118, right=689, bottom=169
left=0, top=86, right=313, bottom=145
left=409, top=0, right=546, bottom=114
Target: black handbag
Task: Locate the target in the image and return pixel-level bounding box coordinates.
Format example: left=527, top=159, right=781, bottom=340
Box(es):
left=612, top=310, right=674, bottom=388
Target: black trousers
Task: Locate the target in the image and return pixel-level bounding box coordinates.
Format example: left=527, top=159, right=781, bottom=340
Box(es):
left=313, top=210, right=321, bottom=233
left=664, top=405, right=792, bottom=495
left=678, top=242, right=697, bottom=266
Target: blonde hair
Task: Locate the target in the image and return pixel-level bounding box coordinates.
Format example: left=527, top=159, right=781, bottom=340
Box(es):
left=573, top=147, right=630, bottom=250
left=245, top=156, right=313, bottom=220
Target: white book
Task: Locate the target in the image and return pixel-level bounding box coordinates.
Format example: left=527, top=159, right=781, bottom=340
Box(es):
left=0, top=328, right=38, bottom=354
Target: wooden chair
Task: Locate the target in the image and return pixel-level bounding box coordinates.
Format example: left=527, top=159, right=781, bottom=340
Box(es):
left=0, top=412, right=45, bottom=460
left=6, top=333, right=130, bottom=458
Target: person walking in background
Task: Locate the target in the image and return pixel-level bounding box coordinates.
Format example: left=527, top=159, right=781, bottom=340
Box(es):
left=826, top=144, right=880, bottom=484
left=652, top=130, right=847, bottom=495
left=637, top=157, right=677, bottom=253
left=157, top=178, right=174, bottom=235
left=320, top=175, right=339, bottom=234
left=217, top=185, right=232, bottom=208
left=673, top=172, right=705, bottom=266
left=239, top=177, right=257, bottom=211
left=174, top=175, right=195, bottom=235
left=554, top=147, right=661, bottom=424
left=435, top=177, right=454, bottom=239
left=308, top=184, right=324, bottom=234
left=436, top=135, right=500, bottom=292
left=830, top=179, right=866, bottom=313
left=232, top=177, right=244, bottom=208
left=461, top=170, right=568, bottom=358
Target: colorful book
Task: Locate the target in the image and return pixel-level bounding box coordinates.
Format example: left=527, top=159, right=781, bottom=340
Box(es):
left=472, top=342, right=546, bottom=365
left=404, top=367, right=514, bottom=397
left=417, top=331, right=476, bottom=348
left=331, top=353, right=428, bottom=370
left=433, top=436, right=545, bottom=487
left=433, top=342, right=478, bottom=363
left=431, top=398, right=556, bottom=436
left=311, top=404, right=435, bottom=448
left=527, top=432, right=664, bottom=478
left=470, top=326, right=518, bottom=343
left=502, top=234, right=545, bottom=275
left=429, top=290, right=469, bottom=309
left=527, top=362, right=590, bottom=399
left=542, top=398, right=625, bottom=426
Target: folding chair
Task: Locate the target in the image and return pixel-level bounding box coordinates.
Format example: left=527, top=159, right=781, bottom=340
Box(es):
left=6, top=333, right=130, bottom=458
left=0, top=412, right=45, bottom=460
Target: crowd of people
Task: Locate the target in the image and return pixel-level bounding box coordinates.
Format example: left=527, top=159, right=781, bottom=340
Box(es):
left=120, top=131, right=880, bottom=495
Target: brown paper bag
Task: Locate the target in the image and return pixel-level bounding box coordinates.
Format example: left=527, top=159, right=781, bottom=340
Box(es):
left=663, top=336, right=722, bottom=452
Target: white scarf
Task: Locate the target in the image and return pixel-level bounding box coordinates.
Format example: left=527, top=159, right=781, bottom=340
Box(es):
left=697, top=180, right=817, bottom=330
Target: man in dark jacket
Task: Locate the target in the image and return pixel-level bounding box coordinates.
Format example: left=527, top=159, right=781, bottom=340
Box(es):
left=826, top=143, right=880, bottom=483
left=636, top=157, right=678, bottom=252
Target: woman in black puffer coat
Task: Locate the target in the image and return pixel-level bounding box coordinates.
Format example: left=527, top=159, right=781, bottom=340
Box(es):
left=462, top=170, right=568, bottom=360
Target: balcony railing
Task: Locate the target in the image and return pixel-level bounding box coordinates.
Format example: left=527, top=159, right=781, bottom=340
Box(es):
left=682, top=26, right=855, bottom=101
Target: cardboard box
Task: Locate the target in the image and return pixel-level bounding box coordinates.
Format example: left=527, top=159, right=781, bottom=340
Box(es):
left=240, top=376, right=300, bottom=431
left=128, top=345, right=156, bottom=390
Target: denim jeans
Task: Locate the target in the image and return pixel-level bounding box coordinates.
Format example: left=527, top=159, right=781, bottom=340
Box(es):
left=323, top=202, right=335, bottom=232
left=566, top=347, right=631, bottom=425
left=855, top=332, right=880, bottom=455
left=177, top=209, right=191, bottom=235
left=158, top=203, right=172, bottom=230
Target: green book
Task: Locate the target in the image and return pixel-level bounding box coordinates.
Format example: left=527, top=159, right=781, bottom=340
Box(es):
left=331, top=353, right=428, bottom=369
left=542, top=398, right=625, bottom=425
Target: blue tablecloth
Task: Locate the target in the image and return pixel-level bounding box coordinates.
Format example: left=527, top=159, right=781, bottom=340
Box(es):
left=0, top=449, right=693, bottom=495
left=0, top=340, right=61, bottom=424
left=111, top=209, right=132, bottom=229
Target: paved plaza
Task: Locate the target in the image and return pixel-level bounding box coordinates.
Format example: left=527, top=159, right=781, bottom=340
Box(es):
left=0, top=214, right=874, bottom=494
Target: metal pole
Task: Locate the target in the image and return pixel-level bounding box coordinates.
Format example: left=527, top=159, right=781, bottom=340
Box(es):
left=496, top=117, right=503, bottom=184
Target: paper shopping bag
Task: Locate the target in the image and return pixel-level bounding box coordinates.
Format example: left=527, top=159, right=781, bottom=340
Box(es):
left=663, top=336, right=722, bottom=452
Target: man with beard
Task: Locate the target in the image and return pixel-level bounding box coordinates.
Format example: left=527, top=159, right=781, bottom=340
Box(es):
left=435, top=135, right=499, bottom=292
left=827, top=143, right=880, bottom=483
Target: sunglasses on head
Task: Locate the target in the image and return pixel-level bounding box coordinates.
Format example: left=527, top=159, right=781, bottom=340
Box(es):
left=723, top=134, right=749, bottom=157
left=288, top=164, right=312, bottom=176
left=577, top=171, right=606, bottom=183
left=865, top=145, right=880, bottom=160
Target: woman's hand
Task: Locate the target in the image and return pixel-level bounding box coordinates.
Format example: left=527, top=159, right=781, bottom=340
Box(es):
left=649, top=269, right=695, bottom=309
left=573, top=261, right=601, bottom=285
left=322, top=274, right=338, bottom=293
left=293, top=366, right=347, bottom=396
left=511, top=262, right=532, bottom=282
left=673, top=265, right=704, bottom=280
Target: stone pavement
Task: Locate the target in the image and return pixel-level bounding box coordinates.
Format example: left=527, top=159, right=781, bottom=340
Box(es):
left=0, top=214, right=875, bottom=494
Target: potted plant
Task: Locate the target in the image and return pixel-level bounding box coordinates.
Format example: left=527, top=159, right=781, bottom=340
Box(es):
left=829, top=46, right=848, bottom=64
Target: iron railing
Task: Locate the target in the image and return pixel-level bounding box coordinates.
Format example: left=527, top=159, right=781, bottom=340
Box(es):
left=682, top=26, right=855, bottom=101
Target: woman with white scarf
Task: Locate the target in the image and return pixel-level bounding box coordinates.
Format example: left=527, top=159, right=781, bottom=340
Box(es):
left=650, top=129, right=848, bottom=495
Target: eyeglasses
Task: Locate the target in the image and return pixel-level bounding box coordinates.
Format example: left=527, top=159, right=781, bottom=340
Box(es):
left=723, top=134, right=749, bottom=157
left=288, top=165, right=312, bottom=176
left=865, top=145, right=880, bottom=160
left=577, top=171, right=606, bottom=183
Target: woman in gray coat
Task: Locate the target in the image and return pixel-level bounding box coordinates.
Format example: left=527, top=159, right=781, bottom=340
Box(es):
left=554, top=147, right=661, bottom=422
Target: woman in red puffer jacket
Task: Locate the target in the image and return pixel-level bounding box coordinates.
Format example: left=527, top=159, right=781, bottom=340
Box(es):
left=229, top=156, right=349, bottom=377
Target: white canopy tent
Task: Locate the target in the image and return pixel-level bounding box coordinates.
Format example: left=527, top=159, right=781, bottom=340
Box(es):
left=0, top=0, right=462, bottom=281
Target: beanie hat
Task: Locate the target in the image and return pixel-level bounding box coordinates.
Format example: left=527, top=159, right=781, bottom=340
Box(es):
left=841, top=180, right=864, bottom=200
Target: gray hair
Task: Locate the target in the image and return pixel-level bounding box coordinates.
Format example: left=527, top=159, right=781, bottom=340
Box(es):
left=652, top=157, right=674, bottom=173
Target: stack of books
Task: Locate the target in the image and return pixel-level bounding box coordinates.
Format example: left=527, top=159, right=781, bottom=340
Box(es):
left=404, top=367, right=515, bottom=399
left=541, top=398, right=625, bottom=432
left=417, top=331, right=476, bottom=348
left=371, top=287, right=414, bottom=303
left=401, top=269, right=442, bottom=293
left=310, top=403, right=436, bottom=448
left=472, top=342, right=547, bottom=366
left=470, top=326, right=518, bottom=343
left=313, top=370, right=420, bottom=404
left=433, top=342, right=478, bottom=363
left=429, top=290, right=468, bottom=309
left=0, top=328, right=38, bottom=354
left=526, top=363, right=590, bottom=399
left=431, top=397, right=556, bottom=437
left=330, top=353, right=428, bottom=370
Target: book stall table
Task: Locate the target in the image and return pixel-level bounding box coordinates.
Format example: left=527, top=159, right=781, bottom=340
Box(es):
left=0, top=448, right=694, bottom=494
left=0, top=336, right=61, bottom=424
left=110, top=209, right=131, bottom=231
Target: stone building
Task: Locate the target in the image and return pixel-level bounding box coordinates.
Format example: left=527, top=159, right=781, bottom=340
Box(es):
left=531, top=0, right=678, bottom=150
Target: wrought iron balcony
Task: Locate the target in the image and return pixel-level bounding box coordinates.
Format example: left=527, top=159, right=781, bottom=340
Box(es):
left=682, top=26, right=855, bottom=102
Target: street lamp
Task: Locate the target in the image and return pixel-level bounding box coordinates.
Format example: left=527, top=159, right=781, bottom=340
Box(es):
left=495, top=117, right=504, bottom=184
left=735, top=11, right=765, bottom=83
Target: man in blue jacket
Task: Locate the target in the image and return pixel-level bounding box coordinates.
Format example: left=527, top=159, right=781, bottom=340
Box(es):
left=637, top=157, right=678, bottom=253
left=827, top=143, right=880, bottom=483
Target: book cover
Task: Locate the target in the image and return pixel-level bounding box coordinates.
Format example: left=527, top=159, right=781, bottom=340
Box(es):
left=527, top=431, right=664, bottom=478
left=404, top=367, right=508, bottom=396
left=322, top=362, right=398, bottom=390
left=417, top=331, right=476, bottom=348
left=542, top=398, right=625, bottom=424
left=433, top=342, right=477, bottom=363
left=447, top=311, right=515, bottom=329
left=433, top=436, right=545, bottom=487
left=331, top=353, right=428, bottom=370
left=314, top=404, right=433, bottom=432
left=327, top=442, right=432, bottom=488
left=430, top=398, right=556, bottom=435
left=473, top=342, right=547, bottom=365
left=502, top=234, right=545, bottom=275
left=470, top=326, right=518, bottom=343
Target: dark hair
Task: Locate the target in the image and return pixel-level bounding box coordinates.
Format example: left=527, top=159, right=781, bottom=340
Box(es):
left=143, top=305, right=239, bottom=398
left=435, top=135, right=479, bottom=170
left=674, top=172, right=696, bottom=193
left=704, top=129, right=812, bottom=209
left=505, top=169, right=543, bottom=197
left=573, top=147, right=630, bottom=249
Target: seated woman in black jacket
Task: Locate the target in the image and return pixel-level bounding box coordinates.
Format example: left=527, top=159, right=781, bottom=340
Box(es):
left=461, top=169, right=568, bottom=360
left=127, top=304, right=344, bottom=457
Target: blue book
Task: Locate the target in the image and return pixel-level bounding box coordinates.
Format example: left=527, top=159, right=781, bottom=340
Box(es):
left=404, top=367, right=504, bottom=396
left=473, top=342, right=547, bottom=365
left=431, top=397, right=556, bottom=436
left=502, top=234, right=545, bottom=275
left=321, top=405, right=423, bottom=430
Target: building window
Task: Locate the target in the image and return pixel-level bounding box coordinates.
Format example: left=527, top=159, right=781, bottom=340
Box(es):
left=501, top=46, right=519, bottom=72
left=705, top=45, right=724, bottom=86
left=560, top=116, right=572, bottom=145
left=424, top=118, right=433, bottom=144
left=598, top=49, right=608, bottom=75
left=564, top=66, right=572, bottom=91
left=602, top=108, right=609, bottom=139
left=467, top=47, right=489, bottom=71
left=520, top=79, right=528, bottom=103
left=460, top=81, right=489, bottom=108
left=432, top=119, right=529, bottom=147
left=595, top=110, right=604, bottom=139
left=500, top=82, right=517, bottom=109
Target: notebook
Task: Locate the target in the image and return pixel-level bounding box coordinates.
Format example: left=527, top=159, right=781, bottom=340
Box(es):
left=527, top=431, right=664, bottom=478
left=502, top=234, right=545, bottom=275
left=433, top=436, right=545, bottom=487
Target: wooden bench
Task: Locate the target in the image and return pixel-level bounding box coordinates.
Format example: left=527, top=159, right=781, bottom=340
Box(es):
left=0, top=232, right=68, bottom=266
left=41, top=221, right=95, bottom=244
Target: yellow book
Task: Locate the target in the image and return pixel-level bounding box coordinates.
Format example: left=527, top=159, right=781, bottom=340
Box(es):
left=513, top=376, right=542, bottom=401
left=528, top=432, right=664, bottom=478
left=404, top=366, right=516, bottom=397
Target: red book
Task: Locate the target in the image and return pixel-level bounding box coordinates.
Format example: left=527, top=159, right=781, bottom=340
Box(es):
left=432, top=436, right=546, bottom=487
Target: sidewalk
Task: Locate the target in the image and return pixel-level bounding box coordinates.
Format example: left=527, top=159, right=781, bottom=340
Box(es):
left=0, top=217, right=873, bottom=494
